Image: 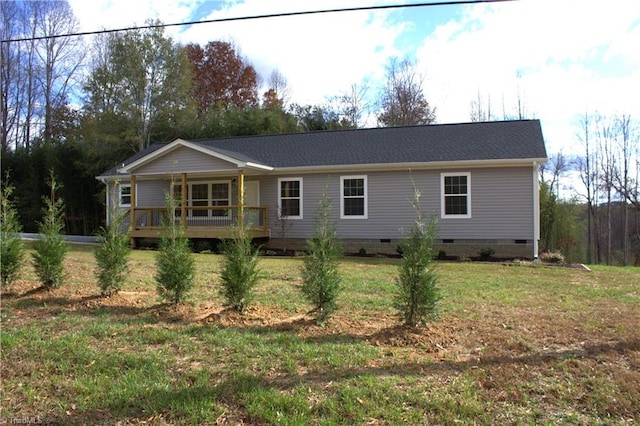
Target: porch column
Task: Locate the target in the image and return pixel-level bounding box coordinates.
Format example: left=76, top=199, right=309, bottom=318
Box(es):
left=181, top=173, right=187, bottom=224
left=237, top=169, right=244, bottom=226
left=130, top=175, right=136, bottom=231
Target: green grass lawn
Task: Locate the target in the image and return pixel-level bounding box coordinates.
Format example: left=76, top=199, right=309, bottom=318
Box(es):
left=1, top=246, right=639, bottom=425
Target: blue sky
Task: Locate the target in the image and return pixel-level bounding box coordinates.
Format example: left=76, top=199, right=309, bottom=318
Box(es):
left=69, top=0, right=639, bottom=177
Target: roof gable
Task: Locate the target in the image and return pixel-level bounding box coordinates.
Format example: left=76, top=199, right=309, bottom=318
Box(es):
left=119, top=139, right=272, bottom=174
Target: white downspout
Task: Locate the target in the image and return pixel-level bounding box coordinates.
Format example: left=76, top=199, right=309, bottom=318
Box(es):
left=533, top=161, right=540, bottom=260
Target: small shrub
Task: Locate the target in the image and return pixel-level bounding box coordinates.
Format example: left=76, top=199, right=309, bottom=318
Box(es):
left=0, top=178, right=24, bottom=287
left=94, top=210, right=130, bottom=296
left=301, top=192, right=342, bottom=325
left=32, top=172, right=68, bottom=289
left=358, top=247, right=367, bottom=256
left=478, top=247, right=495, bottom=261
left=219, top=215, right=262, bottom=314
left=155, top=190, right=195, bottom=304
left=436, top=250, right=447, bottom=260
left=540, top=251, right=565, bottom=264
left=458, top=256, right=471, bottom=263
left=394, top=187, right=441, bottom=327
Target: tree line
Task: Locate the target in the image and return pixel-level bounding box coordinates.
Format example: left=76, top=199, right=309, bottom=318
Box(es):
left=1, top=1, right=435, bottom=237
left=538, top=113, right=639, bottom=266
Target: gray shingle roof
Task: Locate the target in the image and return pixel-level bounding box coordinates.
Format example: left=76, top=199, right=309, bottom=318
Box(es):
left=100, top=120, right=547, bottom=176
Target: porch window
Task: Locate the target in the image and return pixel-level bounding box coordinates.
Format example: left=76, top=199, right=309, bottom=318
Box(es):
left=119, top=184, right=131, bottom=207
left=441, top=172, right=471, bottom=218
left=191, top=183, right=209, bottom=217
left=178, top=181, right=230, bottom=218
left=278, top=178, right=302, bottom=219
left=341, top=176, right=367, bottom=219
left=210, top=183, right=230, bottom=216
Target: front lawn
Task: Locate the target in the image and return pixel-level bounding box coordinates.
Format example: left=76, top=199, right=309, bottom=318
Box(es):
left=1, top=246, right=639, bottom=425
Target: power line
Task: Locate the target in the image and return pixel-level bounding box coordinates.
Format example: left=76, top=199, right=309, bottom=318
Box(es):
left=1, top=0, right=517, bottom=44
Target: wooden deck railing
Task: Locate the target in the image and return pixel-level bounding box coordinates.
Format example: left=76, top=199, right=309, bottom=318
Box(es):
left=124, top=206, right=269, bottom=239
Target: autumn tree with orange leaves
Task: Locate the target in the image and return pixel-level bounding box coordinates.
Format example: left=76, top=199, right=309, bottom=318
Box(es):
left=185, top=41, right=259, bottom=114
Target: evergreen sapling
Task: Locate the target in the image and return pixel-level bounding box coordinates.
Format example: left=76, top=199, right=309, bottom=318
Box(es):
left=219, top=205, right=262, bottom=314
left=155, top=188, right=195, bottom=304
left=394, top=187, right=441, bottom=326
left=94, top=186, right=131, bottom=296
left=301, top=192, right=342, bottom=325
left=32, top=171, right=68, bottom=289
left=0, top=177, right=25, bottom=287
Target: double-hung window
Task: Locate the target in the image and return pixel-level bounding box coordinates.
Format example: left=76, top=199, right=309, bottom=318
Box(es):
left=119, top=183, right=131, bottom=207
left=190, top=183, right=210, bottom=217
left=441, top=172, right=471, bottom=218
left=278, top=178, right=302, bottom=219
left=341, top=176, right=367, bottom=219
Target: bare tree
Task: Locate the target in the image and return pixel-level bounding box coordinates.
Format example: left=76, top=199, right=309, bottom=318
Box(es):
left=377, top=57, right=435, bottom=127
left=1, top=1, right=84, bottom=150
left=595, top=114, right=617, bottom=265
left=469, top=90, right=493, bottom=122
left=33, top=1, right=85, bottom=142
left=540, top=151, right=570, bottom=196
left=576, top=111, right=599, bottom=263
left=576, top=112, right=640, bottom=265
left=262, top=69, right=291, bottom=110
left=502, top=73, right=533, bottom=120
left=338, top=82, right=370, bottom=128
left=0, top=2, right=24, bottom=150
left=20, top=2, right=41, bottom=151
left=611, top=115, right=638, bottom=265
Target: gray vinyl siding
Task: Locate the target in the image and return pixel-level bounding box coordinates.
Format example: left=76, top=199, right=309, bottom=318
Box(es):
left=136, top=180, right=170, bottom=207
left=108, top=165, right=535, bottom=241
left=260, top=167, right=535, bottom=241
left=132, top=146, right=237, bottom=175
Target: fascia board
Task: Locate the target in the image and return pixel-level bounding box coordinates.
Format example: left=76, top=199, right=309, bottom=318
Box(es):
left=270, top=158, right=549, bottom=174
left=246, top=162, right=274, bottom=171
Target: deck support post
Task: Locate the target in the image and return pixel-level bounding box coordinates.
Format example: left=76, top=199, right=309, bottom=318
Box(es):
left=237, top=169, right=244, bottom=226
left=129, top=175, right=137, bottom=247
left=181, top=173, right=187, bottom=225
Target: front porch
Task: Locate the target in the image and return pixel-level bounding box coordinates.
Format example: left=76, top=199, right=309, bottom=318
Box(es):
left=125, top=170, right=269, bottom=241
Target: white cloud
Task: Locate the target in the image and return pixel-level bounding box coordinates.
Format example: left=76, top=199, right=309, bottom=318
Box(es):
left=416, top=0, right=640, bottom=155
left=69, top=0, right=200, bottom=34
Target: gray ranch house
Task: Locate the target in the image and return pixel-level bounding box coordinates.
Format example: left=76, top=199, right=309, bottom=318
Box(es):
left=97, top=120, right=548, bottom=259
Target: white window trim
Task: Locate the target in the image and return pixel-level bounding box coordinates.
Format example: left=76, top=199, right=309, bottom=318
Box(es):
left=278, top=177, right=303, bottom=220
left=441, top=172, right=471, bottom=219
left=119, top=183, right=132, bottom=208
left=340, top=175, right=368, bottom=219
